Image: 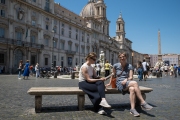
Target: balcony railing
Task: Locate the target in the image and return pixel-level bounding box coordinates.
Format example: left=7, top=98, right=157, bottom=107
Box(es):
left=65, top=50, right=76, bottom=55
left=0, top=37, right=44, bottom=49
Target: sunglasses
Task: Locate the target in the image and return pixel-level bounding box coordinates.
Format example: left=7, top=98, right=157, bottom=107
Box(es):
left=91, top=57, right=96, bottom=61
left=119, top=56, right=126, bottom=59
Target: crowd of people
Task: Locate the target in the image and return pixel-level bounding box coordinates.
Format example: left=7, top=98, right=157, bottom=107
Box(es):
left=135, top=61, right=180, bottom=80
left=17, top=60, right=78, bottom=79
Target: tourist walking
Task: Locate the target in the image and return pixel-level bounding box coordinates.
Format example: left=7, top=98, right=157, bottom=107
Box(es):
left=142, top=59, right=149, bottom=81
left=18, top=60, right=23, bottom=79
left=178, top=66, right=180, bottom=76
left=137, top=61, right=143, bottom=81
left=106, top=52, right=153, bottom=117
left=164, top=64, right=168, bottom=76
left=169, top=64, right=174, bottom=76
left=23, top=60, right=30, bottom=79
left=104, top=60, right=111, bottom=77
left=35, top=63, right=40, bottom=78
left=79, top=52, right=111, bottom=115
left=173, top=64, right=178, bottom=78
left=96, top=60, right=101, bottom=77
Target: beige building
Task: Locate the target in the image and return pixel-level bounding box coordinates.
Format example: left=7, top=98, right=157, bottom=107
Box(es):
left=0, top=0, right=133, bottom=73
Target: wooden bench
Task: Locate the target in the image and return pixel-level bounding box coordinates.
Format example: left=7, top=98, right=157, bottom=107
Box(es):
left=27, top=86, right=153, bottom=113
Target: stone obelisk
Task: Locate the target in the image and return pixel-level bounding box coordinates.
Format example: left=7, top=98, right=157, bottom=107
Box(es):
left=158, top=29, right=162, bottom=61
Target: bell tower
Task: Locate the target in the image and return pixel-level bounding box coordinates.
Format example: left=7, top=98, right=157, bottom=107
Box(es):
left=116, top=12, right=125, bottom=43
left=94, top=0, right=106, bottom=19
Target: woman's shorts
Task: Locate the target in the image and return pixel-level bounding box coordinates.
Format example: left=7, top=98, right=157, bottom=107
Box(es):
left=116, top=80, right=131, bottom=95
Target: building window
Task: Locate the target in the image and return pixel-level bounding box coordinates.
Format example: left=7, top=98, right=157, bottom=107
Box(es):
left=76, top=34, right=78, bottom=40
left=53, top=27, right=57, bottom=33
left=69, top=31, right=71, bottom=38
left=87, top=48, right=89, bottom=54
left=68, top=44, right=71, bottom=51
left=61, top=28, right=64, bottom=35
left=32, top=20, right=36, bottom=26
left=62, top=23, right=64, bottom=27
left=75, top=46, right=78, bottom=52
left=45, top=58, right=48, bottom=65
left=45, top=0, right=50, bottom=12
left=81, top=47, right=85, bottom=53
left=46, top=17, right=49, bottom=21
left=45, top=39, right=49, bottom=46
left=0, top=27, right=5, bottom=38
left=32, top=0, right=36, bottom=2
left=0, top=0, right=5, bottom=4
left=53, top=41, right=57, bottom=48
left=31, top=36, right=36, bottom=43
left=69, top=26, right=71, bottom=30
left=87, top=38, right=89, bottom=43
left=46, top=25, right=48, bottom=30
left=82, top=36, right=84, bottom=42
left=0, top=10, right=5, bottom=17
left=16, top=32, right=22, bottom=40
left=76, top=29, right=78, bottom=32
left=61, top=42, right=64, bottom=50
left=0, top=53, right=4, bottom=63
left=54, top=20, right=57, bottom=25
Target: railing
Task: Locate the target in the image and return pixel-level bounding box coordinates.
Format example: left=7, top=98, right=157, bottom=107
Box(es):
left=65, top=50, right=76, bottom=55
left=0, top=37, right=44, bottom=49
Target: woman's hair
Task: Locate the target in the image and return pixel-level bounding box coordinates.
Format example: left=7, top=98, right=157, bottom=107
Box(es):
left=26, top=60, right=29, bottom=62
left=85, top=52, right=97, bottom=60
left=118, top=52, right=127, bottom=58
left=19, top=60, right=23, bottom=63
left=106, top=60, right=109, bottom=63
left=137, top=61, right=142, bottom=68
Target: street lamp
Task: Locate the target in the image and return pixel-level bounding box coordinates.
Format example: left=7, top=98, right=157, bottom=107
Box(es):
left=132, top=52, right=134, bottom=67
left=51, top=29, right=55, bottom=70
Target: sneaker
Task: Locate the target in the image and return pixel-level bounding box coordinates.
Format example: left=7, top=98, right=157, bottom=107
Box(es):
left=99, top=100, right=111, bottom=108
left=98, top=109, right=107, bottom=115
left=130, top=109, right=140, bottom=117
left=141, top=102, right=153, bottom=110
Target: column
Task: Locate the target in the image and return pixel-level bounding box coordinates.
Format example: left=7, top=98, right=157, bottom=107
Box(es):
left=9, top=47, right=13, bottom=74
left=100, top=7, right=102, bottom=15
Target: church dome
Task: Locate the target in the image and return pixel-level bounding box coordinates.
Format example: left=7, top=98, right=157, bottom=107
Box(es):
left=80, top=1, right=96, bottom=17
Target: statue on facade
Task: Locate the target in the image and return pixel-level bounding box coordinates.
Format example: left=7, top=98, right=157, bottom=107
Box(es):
left=99, top=51, right=105, bottom=72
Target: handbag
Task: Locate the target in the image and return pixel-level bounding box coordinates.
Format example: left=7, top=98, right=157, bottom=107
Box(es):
left=111, top=75, right=117, bottom=88
left=111, top=64, right=126, bottom=88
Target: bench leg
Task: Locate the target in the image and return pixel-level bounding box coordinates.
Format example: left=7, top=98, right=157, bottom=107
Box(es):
left=141, top=93, right=146, bottom=100
left=35, top=95, right=42, bottom=113
left=78, top=94, right=85, bottom=111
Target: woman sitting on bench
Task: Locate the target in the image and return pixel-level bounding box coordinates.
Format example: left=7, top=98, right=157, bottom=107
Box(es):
left=79, top=52, right=111, bottom=115
left=106, top=52, right=153, bottom=117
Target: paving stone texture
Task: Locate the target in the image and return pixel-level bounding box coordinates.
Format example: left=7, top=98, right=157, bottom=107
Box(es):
left=0, top=74, right=179, bottom=120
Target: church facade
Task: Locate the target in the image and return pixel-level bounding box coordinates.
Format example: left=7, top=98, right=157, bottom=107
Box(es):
left=0, top=0, right=134, bottom=73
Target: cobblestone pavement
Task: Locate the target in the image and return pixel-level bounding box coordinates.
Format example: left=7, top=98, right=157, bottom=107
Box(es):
left=0, top=74, right=180, bottom=120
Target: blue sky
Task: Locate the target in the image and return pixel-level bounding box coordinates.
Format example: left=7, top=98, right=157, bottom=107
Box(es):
left=54, top=0, right=180, bottom=54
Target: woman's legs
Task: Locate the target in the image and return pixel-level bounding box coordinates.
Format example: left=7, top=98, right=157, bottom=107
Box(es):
left=79, top=81, right=108, bottom=111
left=127, top=81, right=145, bottom=104
left=129, top=86, right=136, bottom=109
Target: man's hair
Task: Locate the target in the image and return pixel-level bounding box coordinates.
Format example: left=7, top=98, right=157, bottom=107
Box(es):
left=143, top=59, right=145, bottom=62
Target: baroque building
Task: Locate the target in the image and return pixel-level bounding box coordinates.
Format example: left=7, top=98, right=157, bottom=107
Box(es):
left=0, top=0, right=133, bottom=73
